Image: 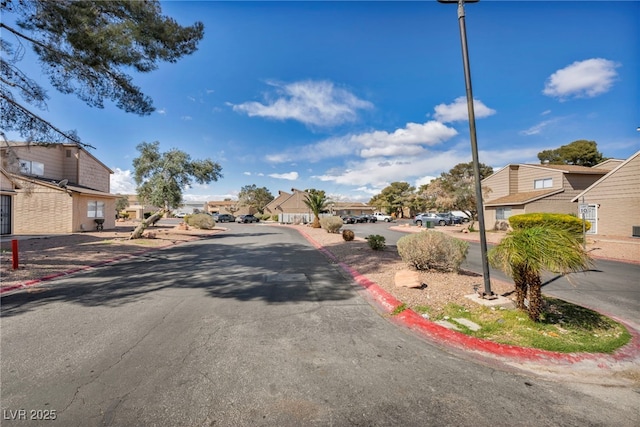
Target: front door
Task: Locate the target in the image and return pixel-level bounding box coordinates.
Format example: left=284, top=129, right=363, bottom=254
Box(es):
left=0, top=195, right=12, bottom=235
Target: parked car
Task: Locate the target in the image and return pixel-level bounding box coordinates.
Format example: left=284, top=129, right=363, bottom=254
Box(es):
left=354, top=215, right=370, bottom=223
left=364, top=214, right=378, bottom=223
left=438, top=212, right=463, bottom=225
left=174, top=212, right=187, bottom=218
left=413, top=213, right=450, bottom=227
left=236, top=214, right=260, bottom=223
left=213, top=213, right=235, bottom=223
left=372, top=212, right=393, bottom=222
left=341, top=215, right=356, bottom=224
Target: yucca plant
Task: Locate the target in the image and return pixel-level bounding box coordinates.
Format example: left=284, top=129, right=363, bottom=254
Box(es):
left=488, top=226, right=593, bottom=321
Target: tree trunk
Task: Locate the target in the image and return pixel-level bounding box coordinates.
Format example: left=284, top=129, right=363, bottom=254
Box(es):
left=129, top=209, right=166, bottom=240
left=512, top=269, right=528, bottom=311
left=312, top=214, right=321, bottom=228
left=527, top=274, right=544, bottom=322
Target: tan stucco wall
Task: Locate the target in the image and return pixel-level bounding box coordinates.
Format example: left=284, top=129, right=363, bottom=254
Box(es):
left=14, top=186, right=73, bottom=234
left=74, top=194, right=116, bottom=232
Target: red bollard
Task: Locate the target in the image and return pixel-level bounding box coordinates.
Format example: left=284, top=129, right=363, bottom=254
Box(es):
left=12, top=239, right=19, bottom=269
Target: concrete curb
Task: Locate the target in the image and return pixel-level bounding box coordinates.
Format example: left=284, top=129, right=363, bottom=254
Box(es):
left=294, top=226, right=640, bottom=375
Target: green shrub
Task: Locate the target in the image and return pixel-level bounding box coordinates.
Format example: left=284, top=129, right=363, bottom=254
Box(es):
left=261, top=213, right=272, bottom=221
left=186, top=213, right=215, bottom=229
left=272, top=214, right=279, bottom=222
left=509, top=212, right=590, bottom=235
left=397, top=231, right=469, bottom=272
left=366, top=234, right=386, bottom=250
left=342, top=229, right=355, bottom=241
left=320, top=216, right=344, bottom=233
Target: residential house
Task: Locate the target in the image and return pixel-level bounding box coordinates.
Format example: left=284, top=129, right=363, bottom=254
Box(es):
left=0, top=168, right=18, bottom=235
left=264, top=188, right=374, bottom=223
left=571, top=151, right=640, bottom=237
left=172, top=200, right=208, bottom=216
left=263, top=189, right=312, bottom=223
left=0, top=142, right=118, bottom=234
left=119, top=194, right=161, bottom=220
left=207, top=200, right=254, bottom=216
left=482, top=163, right=610, bottom=231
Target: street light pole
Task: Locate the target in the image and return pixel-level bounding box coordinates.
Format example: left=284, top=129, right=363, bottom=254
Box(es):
left=438, top=0, right=493, bottom=298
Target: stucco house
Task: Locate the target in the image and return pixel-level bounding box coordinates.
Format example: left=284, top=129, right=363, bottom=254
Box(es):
left=263, top=188, right=374, bottom=223
left=571, top=151, right=640, bottom=237
left=263, top=189, right=313, bottom=223
left=0, top=168, right=18, bottom=235
left=206, top=200, right=254, bottom=216
left=0, top=142, right=118, bottom=234
left=482, top=163, right=610, bottom=230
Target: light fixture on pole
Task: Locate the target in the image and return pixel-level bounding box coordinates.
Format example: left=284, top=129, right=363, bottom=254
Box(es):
left=437, top=0, right=494, bottom=298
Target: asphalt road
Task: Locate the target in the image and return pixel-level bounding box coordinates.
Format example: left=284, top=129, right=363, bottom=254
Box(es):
left=351, top=222, right=640, bottom=329
left=1, top=224, right=638, bottom=426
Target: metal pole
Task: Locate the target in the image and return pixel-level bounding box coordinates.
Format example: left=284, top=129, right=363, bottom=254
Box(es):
left=454, top=0, right=493, bottom=297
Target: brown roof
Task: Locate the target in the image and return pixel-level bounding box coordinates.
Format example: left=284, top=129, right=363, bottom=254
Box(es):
left=485, top=188, right=564, bottom=206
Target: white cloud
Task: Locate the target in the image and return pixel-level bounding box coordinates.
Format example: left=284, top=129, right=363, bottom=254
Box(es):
left=231, top=80, right=373, bottom=127
left=414, top=175, right=437, bottom=188
left=243, top=171, right=252, bottom=176
left=433, top=97, right=496, bottom=123
left=266, top=120, right=457, bottom=163
left=110, top=168, right=136, bottom=194
left=313, top=151, right=467, bottom=188
left=543, top=58, right=620, bottom=99
left=181, top=116, right=193, bottom=121
left=519, top=118, right=560, bottom=136
left=312, top=146, right=542, bottom=189
left=157, top=108, right=166, bottom=115
left=269, top=171, right=299, bottom=180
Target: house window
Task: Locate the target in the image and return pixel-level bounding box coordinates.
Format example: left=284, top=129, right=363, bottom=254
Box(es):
left=534, top=178, right=553, bottom=189
left=19, top=160, right=44, bottom=176
left=88, top=201, right=105, bottom=218
left=496, top=207, right=512, bottom=220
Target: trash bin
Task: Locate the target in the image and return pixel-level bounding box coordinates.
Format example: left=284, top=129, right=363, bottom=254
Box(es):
left=424, top=220, right=434, bottom=229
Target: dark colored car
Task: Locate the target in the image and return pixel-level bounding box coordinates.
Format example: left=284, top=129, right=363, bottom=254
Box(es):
left=354, top=215, right=369, bottom=223
left=236, top=214, right=260, bottom=223
left=364, top=214, right=378, bottom=223
left=214, top=214, right=235, bottom=223
left=438, top=212, right=463, bottom=225
left=341, top=215, right=356, bottom=224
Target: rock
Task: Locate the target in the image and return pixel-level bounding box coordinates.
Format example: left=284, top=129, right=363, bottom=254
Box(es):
left=142, top=231, right=157, bottom=239
left=394, top=270, right=423, bottom=288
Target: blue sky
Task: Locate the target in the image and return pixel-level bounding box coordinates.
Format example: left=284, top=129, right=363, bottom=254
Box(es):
left=7, top=1, right=640, bottom=203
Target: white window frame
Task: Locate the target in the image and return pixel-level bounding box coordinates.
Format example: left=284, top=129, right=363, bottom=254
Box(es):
left=88, top=201, right=105, bottom=218
left=496, top=207, right=512, bottom=220
left=534, top=178, right=553, bottom=189
left=18, top=160, right=44, bottom=176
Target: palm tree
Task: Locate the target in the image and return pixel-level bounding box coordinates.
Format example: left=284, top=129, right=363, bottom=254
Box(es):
left=303, top=193, right=328, bottom=228
left=488, top=226, right=592, bottom=321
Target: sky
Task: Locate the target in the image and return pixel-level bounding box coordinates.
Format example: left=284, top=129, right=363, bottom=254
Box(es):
left=5, top=0, right=640, bottom=203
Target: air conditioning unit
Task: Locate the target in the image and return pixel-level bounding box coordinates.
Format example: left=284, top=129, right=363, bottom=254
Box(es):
left=633, top=226, right=640, bottom=238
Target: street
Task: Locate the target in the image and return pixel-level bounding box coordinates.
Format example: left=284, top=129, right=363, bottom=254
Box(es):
left=1, top=224, right=638, bottom=426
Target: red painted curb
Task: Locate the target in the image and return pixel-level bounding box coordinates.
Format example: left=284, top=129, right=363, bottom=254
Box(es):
left=292, top=226, right=640, bottom=366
